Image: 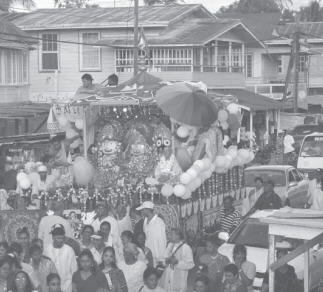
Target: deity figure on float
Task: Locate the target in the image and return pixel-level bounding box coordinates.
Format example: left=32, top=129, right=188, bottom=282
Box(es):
left=95, top=121, right=123, bottom=188
left=153, top=123, right=182, bottom=184
left=122, top=123, right=156, bottom=181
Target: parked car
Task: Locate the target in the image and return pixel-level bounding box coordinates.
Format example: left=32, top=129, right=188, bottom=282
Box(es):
left=218, top=210, right=323, bottom=291
left=244, top=165, right=309, bottom=208
left=291, top=124, right=323, bottom=151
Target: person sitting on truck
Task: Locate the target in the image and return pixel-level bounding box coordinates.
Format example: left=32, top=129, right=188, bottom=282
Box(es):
left=75, top=74, right=103, bottom=98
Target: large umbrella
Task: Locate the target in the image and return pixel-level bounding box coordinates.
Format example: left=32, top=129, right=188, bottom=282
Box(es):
left=155, top=82, right=218, bottom=127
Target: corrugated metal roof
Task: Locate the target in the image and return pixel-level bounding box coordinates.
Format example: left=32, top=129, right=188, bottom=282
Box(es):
left=277, top=22, right=323, bottom=38
left=216, top=12, right=281, bottom=41
left=0, top=15, right=35, bottom=49
left=4, top=4, right=213, bottom=30
left=97, top=19, right=247, bottom=46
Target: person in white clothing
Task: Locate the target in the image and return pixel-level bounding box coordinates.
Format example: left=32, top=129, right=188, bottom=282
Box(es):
left=283, top=130, right=296, bottom=165
left=160, top=228, right=194, bottom=292
left=307, top=169, right=323, bottom=210
left=137, top=201, right=167, bottom=266
left=44, top=224, right=77, bottom=292
left=119, top=243, right=147, bottom=292
left=38, top=201, right=73, bottom=247
left=90, top=233, right=105, bottom=265
left=91, top=201, right=122, bottom=258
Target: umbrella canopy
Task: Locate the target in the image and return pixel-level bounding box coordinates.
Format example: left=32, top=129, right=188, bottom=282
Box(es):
left=116, top=71, right=163, bottom=91
left=155, top=82, right=218, bottom=127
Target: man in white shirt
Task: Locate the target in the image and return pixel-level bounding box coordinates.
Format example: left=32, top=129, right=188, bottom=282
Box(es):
left=44, top=224, right=77, bottom=292
left=137, top=201, right=167, bottom=266
left=38, top=201, right=73, bottom=247
left=283, top=130, right=296, bottom=164
left=91, top=201, right=122, bottom=257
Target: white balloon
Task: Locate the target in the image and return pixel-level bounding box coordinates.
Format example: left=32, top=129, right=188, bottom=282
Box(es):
left=17, top=172, right=28, bottom=183
left=202, top=158, right=212, bottom=170
left=180, top=173, right=191, bottom=185
left=19, top=177, right=31, bottom=190
left=58, top=115, right=69, bottom=128
left=194, top=160, right=205, bottom=171
left=182, top=190, right=192, bottom=200
left=174, top=184, right=186, bottom=197
left=161, top=184, right=174, bottom=197
left=187, top=168, right=198, bottom=180
left=177, top=126, right=190, bottom=138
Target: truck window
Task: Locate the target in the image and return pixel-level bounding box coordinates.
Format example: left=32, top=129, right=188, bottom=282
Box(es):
left=300, top=136, right=323, bottom=157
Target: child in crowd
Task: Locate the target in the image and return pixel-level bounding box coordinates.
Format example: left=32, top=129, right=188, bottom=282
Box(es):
left=199, top=236, right=230, bottom=292
left=222, top=264, right=247, bottom=292
left=135, top=232, right=154, bottom=268
left=139, top=267, right=165, bottom=292
left=194, top=275, right=210, bottom=292
left=47, top=273, right=62, bottom=292
left=121, top=231, right=145, bottom=263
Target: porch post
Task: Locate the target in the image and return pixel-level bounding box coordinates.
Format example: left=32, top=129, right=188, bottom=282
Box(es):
left=265, top=111, right=269, bottom=145
left=214, top=40, right=218, bottom=72
left=199, top=48, right=203, bottom=72
left=250, top=112, right=253, bottom=148
left=228, top=42, right=232, bottom=72
left=241, top=43, right=245, bottom=74
left=304, top=244, right=309, bottom=292
left=269, top=234, right=276, bottom=292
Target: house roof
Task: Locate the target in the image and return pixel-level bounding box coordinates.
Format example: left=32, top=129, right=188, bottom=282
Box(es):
left=0, top=15, right=35, bottom=49
left=97, top=18, right=264, bottom=47
left=4, top=4, right=214, bottom=30
left=216, top=12, right=281, bottom=41
left=276, top=22, right=323, bottom=38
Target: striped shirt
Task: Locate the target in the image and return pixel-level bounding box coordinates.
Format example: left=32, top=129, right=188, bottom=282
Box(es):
left=219, top=208, right=241, bottom=233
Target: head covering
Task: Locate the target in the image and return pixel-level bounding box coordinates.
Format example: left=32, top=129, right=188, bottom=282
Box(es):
left=37, top=165, right=47, bottom=173
left=136, top=201, right=154, bottom=211
left=81, top=73, right=93, bottom=81
left=90, top=233, right=103, bottom=240
left=50, top=224, right=65, bottom=236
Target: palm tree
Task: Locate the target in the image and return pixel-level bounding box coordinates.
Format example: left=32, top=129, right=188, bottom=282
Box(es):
left=143, top=0, right=184, bottom=6
left=0, top=0, right=35, bottom=11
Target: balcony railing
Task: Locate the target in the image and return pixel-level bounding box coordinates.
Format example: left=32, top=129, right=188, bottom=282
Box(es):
left=116, top=64, right=245, bottom=73
left=247, top=84, right=285, bottom=100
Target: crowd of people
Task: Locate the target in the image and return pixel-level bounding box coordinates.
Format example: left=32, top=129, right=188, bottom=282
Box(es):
left=0, top=185, right=305, bottom=292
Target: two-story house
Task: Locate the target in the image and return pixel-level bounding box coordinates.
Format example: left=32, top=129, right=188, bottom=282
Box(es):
left=5, top=5, right=267, bottom=102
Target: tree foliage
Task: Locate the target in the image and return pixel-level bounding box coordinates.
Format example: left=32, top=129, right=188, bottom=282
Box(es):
left=54, top=0, right=98, bottom=8
left=143, top=0, right=183, bottom=6
left=299, top=1, right=323, bottom=22
left=218, top=0, right=292, bottom=13
left=0, top=0, right=34, bottom=11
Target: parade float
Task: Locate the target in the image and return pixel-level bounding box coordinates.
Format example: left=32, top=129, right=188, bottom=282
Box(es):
left=36, top=71, right=256, bottom=237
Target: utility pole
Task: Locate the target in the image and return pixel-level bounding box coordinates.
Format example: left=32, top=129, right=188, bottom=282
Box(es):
left=293, top=15, right=300, bottom=113
left=133, top=0, right=139, bottom=77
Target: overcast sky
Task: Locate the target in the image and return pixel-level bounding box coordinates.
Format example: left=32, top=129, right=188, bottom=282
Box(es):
left=31, top=0, right=313, bottom=12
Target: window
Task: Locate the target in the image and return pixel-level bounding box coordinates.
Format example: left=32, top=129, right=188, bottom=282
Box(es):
left=299, top=55, right=307, bottom=72
left=288, top=170, right=296, bottom=183
left=244, top=170, right=286, bottom=187
left=115, top=49, right=134, bottom=72
left=277, top=56, right=283, bottom=73
left=40, top=33, right=58, bottom=71
left=245, top=54, right=253, bottom=78
left=0, top=48, right=28, bottom=85
left=80, top=32, right=101, bottom=71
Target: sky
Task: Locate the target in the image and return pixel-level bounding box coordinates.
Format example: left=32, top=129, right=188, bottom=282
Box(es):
left=31, top=0, right=314, bottom=12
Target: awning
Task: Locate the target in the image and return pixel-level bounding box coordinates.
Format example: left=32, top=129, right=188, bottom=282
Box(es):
left=0, top=102, right=50, bottom=118
left=211, top=89, right=288, bottom=111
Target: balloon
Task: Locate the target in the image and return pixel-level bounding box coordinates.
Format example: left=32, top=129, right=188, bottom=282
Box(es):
left=161, top=184, right=174, bottom=197
left=177, top=126, right=189, bottom=138
left=221, top=121, right=229, bottom=130
left=206, top=170, right=213, bottom=179
left=193, top=160, right=205, bottom=171
left=238, top=149, right=250, bottom=162
left=58, top=115, right=69, bottom=128
left=180, top=173, right=191, bottom=185
left=227, top=114, right=240, bottom=131
left=191, top=164, right=202, bottom=174
left=199, top=171, right=208, bottom=181
left=19, top=177, right=31, bottom=190
left=75, top=119, right=84, bottom=130
left=195, top=177, right=202, bottom=188
left=248, top=151, right=255, bottom=163
left=224, top=155, right=233, bottom=168
left=187, top=168, right=198, bottom=180
left=227, top=146, right=238, bottom=159
left=176, top=147, right=193, bottom=172
left=214, top=156, right=226, bottom=168
left=187, top=181, right=195, bottom=192
left=182, top=190, right=192, bottom=200
left=218, top=110, right=228, bottom=122
left=202, top=158, right=212, bottom=170
left=227, top=103, right=239, bottom=114
left=174, top=184, right=186, bottom=197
